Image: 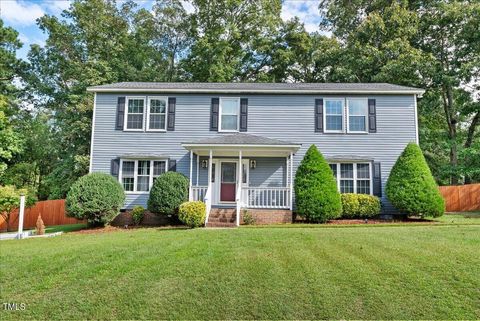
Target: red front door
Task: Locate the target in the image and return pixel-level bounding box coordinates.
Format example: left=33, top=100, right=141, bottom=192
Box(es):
left=220, top=162, right=236, bottom=202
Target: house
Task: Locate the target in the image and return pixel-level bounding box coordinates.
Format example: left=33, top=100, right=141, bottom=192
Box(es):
left=87, top=82, right=424, bottom=226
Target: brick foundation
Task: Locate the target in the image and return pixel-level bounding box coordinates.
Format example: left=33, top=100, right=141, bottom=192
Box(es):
left=111, top=211, right=178, bottom=227
left=240, top=208, right=293, bottom=225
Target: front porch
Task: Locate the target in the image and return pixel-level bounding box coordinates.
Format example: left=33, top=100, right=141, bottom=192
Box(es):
left=182, top=134, right=301, bottom=226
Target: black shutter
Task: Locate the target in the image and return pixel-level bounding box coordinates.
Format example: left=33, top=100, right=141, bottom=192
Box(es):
left=368, top=99, right=377, bottom=133
left=167, top=98, right=176, bottom=131
left=116, top=97, right=126, bottom=130
left=210, top=98, right=219, bottom=131
left=315, top=99, right=323, bottom=132
left=373, top=162, right=381, bottom=197
left=240, top=98, right=248, bottom=132
left=111, top=158, right=120, bottom=178
left=169, top=159, right=177, bottom=172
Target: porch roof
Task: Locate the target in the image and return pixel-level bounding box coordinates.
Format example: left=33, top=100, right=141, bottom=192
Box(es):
left=182, top=133, right=301, bottom=157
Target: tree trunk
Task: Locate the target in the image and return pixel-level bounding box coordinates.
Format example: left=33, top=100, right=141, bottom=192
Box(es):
left=442, top=85, right=459, bottom=185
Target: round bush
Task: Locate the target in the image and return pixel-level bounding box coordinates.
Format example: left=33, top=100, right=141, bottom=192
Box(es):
left=294, top=145, right=342, bottom=223
left=148, top=172, right=189, bottom=216
left=341, top=194, right=381, bottom=218
left=66, top=173, right=125, bottom=226
left=386, top=143, right=445, bottom=217
left=131, top=205, right=145, bottom=225
left=178, top=201, right=206, bottom=228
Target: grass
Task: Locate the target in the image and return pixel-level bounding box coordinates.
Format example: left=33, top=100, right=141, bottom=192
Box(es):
left=1, top=224, right=479, bottom=320
left=45, top=223, right=87, bottom=233
left=434, top=211, right=480, bottom=224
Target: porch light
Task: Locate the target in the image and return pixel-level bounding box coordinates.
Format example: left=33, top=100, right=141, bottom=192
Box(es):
left=201, top=159, right=208, bottom=168
left=250, top=159, right=256, bottom=169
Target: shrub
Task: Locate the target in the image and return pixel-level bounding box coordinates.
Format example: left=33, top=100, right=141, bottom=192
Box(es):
left=36, top=215, right=45, bottom=235
left=66, top=173, right=125, bottom=226
left=242, top=209, right=256, bottom=225
left=341, top=194, right=381, bottom=218
left=178, top=201, right=206, bottom=228
left=294, top=145, right=342, bottom=223
left=0, top=185, right=36, bottom=231
left=386, top=143, right=445, bottom=217
left=148, top=172, right=189, bottom=216
left=131, top=206, right=145, bottom=225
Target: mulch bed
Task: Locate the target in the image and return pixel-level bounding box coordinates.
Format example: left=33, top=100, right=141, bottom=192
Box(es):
left=325, top=218, right=435, bottom=225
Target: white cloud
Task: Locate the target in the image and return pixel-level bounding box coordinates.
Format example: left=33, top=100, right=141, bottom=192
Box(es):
left=180, top=0, right=195, bottom=14
left=44, top=0, right=71, bottom=15
left=1, top=0, right=45, bottom=26
left=281, top=0, right=323, bottom=33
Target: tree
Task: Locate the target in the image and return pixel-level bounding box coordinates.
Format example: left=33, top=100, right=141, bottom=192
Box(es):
left=294, top=145, right=342, bottom=223
left=0, top=185, right=36, bottom=231
left=386, top=143, right=445, bottom=218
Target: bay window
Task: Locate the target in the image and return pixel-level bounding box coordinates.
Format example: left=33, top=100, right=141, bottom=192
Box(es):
left=120, top=159, right=167, bottom=192
left=329, top=162, right=372, bottom=195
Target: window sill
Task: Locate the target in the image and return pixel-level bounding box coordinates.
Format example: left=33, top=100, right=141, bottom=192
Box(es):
left=146, top=129, right=167, bottom=132
left=125, top=191, right=149, bottom=195
left=123, top=129, right=144, bottom=132
left=219, top=130, right=240, bottom=133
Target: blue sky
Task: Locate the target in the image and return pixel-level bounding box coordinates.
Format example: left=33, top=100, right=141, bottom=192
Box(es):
left=1, top=0, right=323, bottom=61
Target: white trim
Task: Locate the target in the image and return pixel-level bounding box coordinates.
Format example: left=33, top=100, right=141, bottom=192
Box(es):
left=146, top=96, right=168, bottom=132
left=119, top=158, right=168, bottom=194
left=346, top=97, right=369, bottom=134
left=329, top=161, right=372, bottom=195
left=414, top=94, right=419, bottom=144
left=182, top=144, right=301, bottom=149
left=218, top=97, right=240, bottom=132
left=88, top=87, right=426, bottom=95
left=323, top=98, right=345, bottom=133
left=123, top=96, right=146, bottom=131
left=89, top=93, right=97, bottom=173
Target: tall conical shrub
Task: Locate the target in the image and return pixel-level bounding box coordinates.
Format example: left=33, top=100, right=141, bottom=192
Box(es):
left=294, top=145, right=342, bottom=222
left=386, top=143, right=445, bottom=217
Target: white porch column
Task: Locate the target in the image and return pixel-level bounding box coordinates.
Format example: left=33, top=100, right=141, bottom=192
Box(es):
left=189, top=150, right=193, bottom=201
left=17, top=194, right=25, bottom=239
left=237, top=150, right=242, bottom=226
left=196, top=154, right=199, bottom=186
left=289, top=152, right=293, bottom=210
left=208, top=150, right=213, bottom=191
left=286, top=156, right=289, bottom=188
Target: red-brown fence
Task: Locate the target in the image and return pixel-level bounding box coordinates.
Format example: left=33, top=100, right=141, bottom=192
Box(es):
left=0, top=199, right=85, bottom=232
left=438, top=184, right=480, bottom=212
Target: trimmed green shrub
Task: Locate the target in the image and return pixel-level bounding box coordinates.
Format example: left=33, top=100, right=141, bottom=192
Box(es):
left=386, top=143, right=445, bottom=217
left=294, top=145, right=342, bottom=223
left=0, top=185, right=36, bottom=231
left=148, top=172, right=189, bottom=216
left=131, top=206, right=145, bottom=225
left=341, top=194, right=381, bottom=218
left=66, top=173, right=125, bottom=226
left=178, top=201, right=206, bottom=228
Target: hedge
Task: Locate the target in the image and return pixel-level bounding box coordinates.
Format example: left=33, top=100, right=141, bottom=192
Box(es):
left=341, top=193, right=381, bottom=218
left=178, top=201, right=206, bottom=228
left=148, top=172, right=189, bottom=216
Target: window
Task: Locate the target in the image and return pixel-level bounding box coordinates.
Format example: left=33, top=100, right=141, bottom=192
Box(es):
left=219, top=98, right=240, bottom=131
left=147, top=97, right=167, bottom=131
left=125, top=98, right=145, bottom=130
left=120, top=159, right=168, bottom=192
left=347, top=99, right=368, bottom=133
left=329, top=162, right=372, bottom=195
left=324, top=99, right=344, bottom=132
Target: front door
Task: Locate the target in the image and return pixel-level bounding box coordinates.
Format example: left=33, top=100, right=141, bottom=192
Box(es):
left=220, top=162, right=236, bottom=202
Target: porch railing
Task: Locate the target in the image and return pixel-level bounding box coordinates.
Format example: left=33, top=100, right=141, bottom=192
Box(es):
left=241, top=187, right=291, bottom=209
left=191, top=186, right=208, bottom=202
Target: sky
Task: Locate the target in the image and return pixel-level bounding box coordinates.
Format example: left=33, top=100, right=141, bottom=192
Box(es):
left=1, top=0, right=323, bottom=61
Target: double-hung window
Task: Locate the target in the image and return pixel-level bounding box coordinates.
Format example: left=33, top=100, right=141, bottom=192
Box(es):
left=120, top=159, right=168, bottom=193
left=324, top=99, right=344, bottom=132
left=125, top=97, right=145, bottom=130
left=329, top=162, right=372, bottom=195
left=347, top=98, right=368, bottom=133
left=147, top=97, right=167, bottom=131
left=219, top=98, right=240, bottom=132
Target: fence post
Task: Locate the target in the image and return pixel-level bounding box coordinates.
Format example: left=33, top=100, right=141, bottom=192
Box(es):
left=17, top=194, right=26, bottom=239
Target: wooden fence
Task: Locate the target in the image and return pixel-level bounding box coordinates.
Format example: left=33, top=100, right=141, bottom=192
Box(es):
left=0, top=199, right=85, bottom=232
left=438, top=184, right=480, bottom=212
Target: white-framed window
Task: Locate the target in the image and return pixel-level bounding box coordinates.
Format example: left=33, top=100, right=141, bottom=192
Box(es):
left=119, top=159, right=168, bottom=193
left=124, top=97, right=146, bottom=130
left=329, top=162, right=372, bottom=195
left=147, top=97, right=168, bottom=131
left=324, top=98, right=344, bottom=133
left=347, top=98, right=368, bottom=133
left=219, top=97, right=240, bottom=132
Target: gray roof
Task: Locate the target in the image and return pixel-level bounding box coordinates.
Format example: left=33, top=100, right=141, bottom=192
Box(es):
left=182, top=133, right=300, bottom=146
left=87, top=82, right=424, bottom=95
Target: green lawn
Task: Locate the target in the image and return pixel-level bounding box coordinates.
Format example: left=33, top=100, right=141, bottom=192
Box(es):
left=1, top=225, right=479, bottom=320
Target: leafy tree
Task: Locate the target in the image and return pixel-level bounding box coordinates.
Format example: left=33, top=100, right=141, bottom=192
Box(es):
left=294, top=145, right=342, bottom=223
left=386, top=143, right=445, bottom=217
left=0, top=185, right=36, bottom=231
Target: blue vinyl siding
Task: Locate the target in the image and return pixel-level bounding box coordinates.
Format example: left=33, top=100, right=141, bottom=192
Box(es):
left=91, top=93, right=417, bottom=212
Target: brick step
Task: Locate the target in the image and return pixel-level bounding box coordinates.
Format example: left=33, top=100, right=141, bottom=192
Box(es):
left=206, top=221, right=236, bottom=228
left=207, top=216, right=235, bottom=223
